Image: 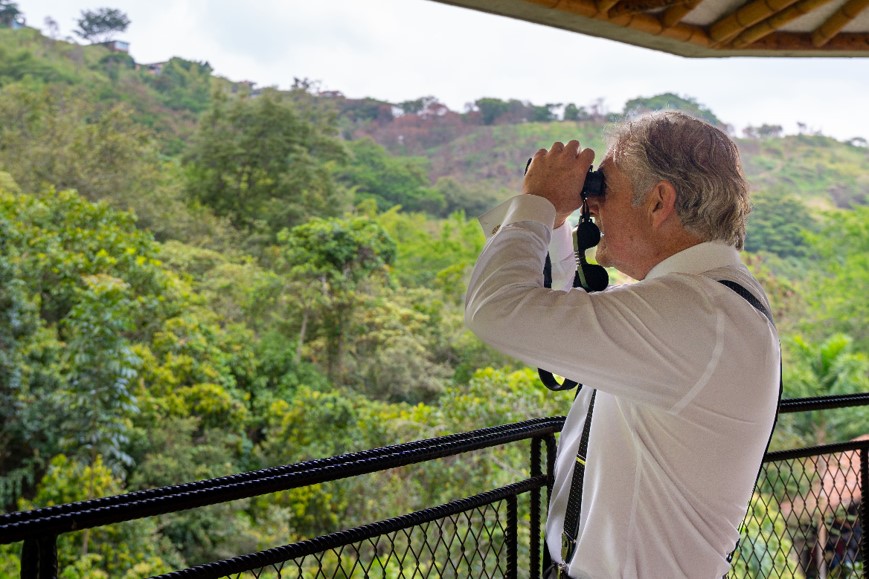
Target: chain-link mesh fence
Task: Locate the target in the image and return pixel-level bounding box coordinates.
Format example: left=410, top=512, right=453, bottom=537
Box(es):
left=238, top=502, right=511, bottom=579
left=729, top=445, right=865, bottom=578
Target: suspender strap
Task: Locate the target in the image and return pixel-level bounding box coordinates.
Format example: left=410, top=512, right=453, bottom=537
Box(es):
left=718, top=280, right=774, bottom=325
left=717, top=279, right=783, bottom=567
left=561, top=389, right=596, bottom=566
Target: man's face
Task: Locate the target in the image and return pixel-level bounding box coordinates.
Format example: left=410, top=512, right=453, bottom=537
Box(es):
left=586, top=153, right=655, bottom=280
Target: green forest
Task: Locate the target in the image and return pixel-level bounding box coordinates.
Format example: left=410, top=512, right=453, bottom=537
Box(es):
left=0, top=11, right=868, bottom=577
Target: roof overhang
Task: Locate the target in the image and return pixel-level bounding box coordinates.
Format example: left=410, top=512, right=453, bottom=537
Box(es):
left=431, top=0, right=869, bottom=56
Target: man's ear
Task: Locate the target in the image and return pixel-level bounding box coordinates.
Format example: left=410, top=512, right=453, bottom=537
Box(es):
left=647, top=180, right=678, bottom=229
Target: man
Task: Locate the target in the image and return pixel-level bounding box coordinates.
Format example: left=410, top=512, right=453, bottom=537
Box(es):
left=464, top=111, right=780, bottom=578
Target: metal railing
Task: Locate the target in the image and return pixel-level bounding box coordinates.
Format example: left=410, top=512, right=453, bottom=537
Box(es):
left=1, top=394, right=867, bottom=578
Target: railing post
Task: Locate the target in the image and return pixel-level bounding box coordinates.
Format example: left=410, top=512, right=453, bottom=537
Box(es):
left=507, top=495, right=518, bottom=579
left=861, top=447, right=868, bottom=579
left=19, top=539, right=36, bottom=579
left=530, top=437, right=542, bottom=578
left=541, top=433, right=558, bottom=574
left=20, top=536, right=57, bottom=579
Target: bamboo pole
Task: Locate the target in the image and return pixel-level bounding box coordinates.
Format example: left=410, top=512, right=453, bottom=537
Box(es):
left=519, top=0, right=869, bottom=53
left=548, top=0, right=711, bottom=43
left=709, top=0, right=803, bottom=44
left=522, top=0, right=564, bottom=8
left=551, top=0, right=598, bottom=19
left=610, top=9, right=711, bottom=42
left=597, top=0, right=623, bottom=15
left=812, top=0, right=869, bottom=46
left=661, top=0, right=702, bottom=28
left=749, top=30, right=869, bottom=50
left=730, top=0, right=836, bottom=47
left=609, top=0, right=689, bottom=18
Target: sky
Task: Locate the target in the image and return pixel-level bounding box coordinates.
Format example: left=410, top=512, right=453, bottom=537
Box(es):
left=15, top=0, right=869, bottom=141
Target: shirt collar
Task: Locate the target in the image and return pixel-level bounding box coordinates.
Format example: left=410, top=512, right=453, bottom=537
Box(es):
left=646, top=241, right=742, bottom=280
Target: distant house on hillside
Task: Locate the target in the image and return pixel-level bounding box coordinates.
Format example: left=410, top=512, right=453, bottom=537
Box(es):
left=1, top=14, right=26, bottom=29
left=232, top=80, right=256, bottom=94
left=98, top=39, right=129, bottom=53
left=141, top=61, right=167, bottom=75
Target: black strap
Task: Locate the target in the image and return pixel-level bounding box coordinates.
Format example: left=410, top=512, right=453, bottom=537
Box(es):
left=718, top=280, right=774, bottom=326
left=562, top=389, right=596, bottom=564
left=540, top=254, right=581, bottom=391
left=717, top=280, right=783, bottom=567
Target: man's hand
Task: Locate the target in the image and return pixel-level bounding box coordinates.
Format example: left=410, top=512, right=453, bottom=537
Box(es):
left=523, top=141, right=595, bottom=228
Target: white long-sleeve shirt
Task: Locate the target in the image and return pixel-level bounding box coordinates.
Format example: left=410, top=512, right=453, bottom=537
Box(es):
left=465, top=195, right=780, bottom=579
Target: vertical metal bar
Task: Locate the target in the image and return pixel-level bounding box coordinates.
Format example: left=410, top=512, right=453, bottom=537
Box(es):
left=20, top=539, right=37, bottom=579
left=18, top=536, right=57, bottom=579
left=530, top=437, right=542, bottom=578
left=545, top=434, right=557, bottom=490
left=37, top=536, right=57, bottom=579
left=860, top=446, right=868, bottom=579
left=507, top=495, right=518, bottom=579
left=541, top=433, right=558, bottom=573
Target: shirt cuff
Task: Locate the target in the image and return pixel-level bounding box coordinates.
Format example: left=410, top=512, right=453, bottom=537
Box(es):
left=478, top=195, right=556, bottom=239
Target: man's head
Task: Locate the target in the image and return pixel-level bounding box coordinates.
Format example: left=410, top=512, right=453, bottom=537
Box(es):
left=606, top=111, right=750, bottom=249
left=586, top=111, right=750, bottom=280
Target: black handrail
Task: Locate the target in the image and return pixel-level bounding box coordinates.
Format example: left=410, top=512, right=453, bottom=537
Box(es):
left=1, top=394, right=867, bottom=578
left=778, top=392, right=869, bottom=413
left=0, top=416, right=564, bottom=543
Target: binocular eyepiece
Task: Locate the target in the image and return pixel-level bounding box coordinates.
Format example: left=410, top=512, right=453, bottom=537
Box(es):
left=582, top=168, right=605, bottom=199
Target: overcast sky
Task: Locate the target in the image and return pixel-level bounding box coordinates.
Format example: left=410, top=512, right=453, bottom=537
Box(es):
left=15, top=0, right=869, bottom=141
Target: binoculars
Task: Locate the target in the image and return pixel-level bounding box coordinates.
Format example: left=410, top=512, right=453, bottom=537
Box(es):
left=525, top=158, right=605, bottom=199
left=582, top=168, right=605, bottom=199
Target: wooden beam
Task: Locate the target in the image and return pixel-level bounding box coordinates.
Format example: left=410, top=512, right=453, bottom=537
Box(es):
left=609, top=9, right=712, bottom=42
left=730, top=0, right=837, bottom=47
left=749, top=30, right=869, bottom=50
left=522, top=0, right=564, bottom=7
left=597, top=0, right=623, bottom=14
left=549, top=0, right=711, bottom=44
left=709, top=0, right=803, bottom=44
left=812, top=0, right=869, bottom=46
left=554, top=0, right=600, bottom=18
left=660, top=0, right=702, bottom=27
left=609, top=0, right=689, bottom=17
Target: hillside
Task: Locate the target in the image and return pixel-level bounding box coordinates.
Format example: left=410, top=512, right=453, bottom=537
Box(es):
left=2, top=25, right=866, bottom=211
left=335, top=98, right=868, bottom=211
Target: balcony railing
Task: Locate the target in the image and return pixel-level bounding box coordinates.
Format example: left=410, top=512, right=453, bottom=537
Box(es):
left=1, top=393, right=867, bottom=578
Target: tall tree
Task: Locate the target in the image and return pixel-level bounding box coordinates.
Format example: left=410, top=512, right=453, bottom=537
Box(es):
left=0, top=213, right=42, bottom=509
left=563, top=103, right=590, bottom=121
left=745, top=188, right=814, bottom=258
left=802, top=206, right=869, bottom=351
left=277, top=216, right=396, bottom=381
left=337, top=137, right=444, bottom=214
left=185, top=89, right=349, bottom=234
left=784, top=334, right=869, bottom=444
left=622, top=93, right=722, bottom=126
left=0, top=0, right=21, bottom=27
left=474, top=97, right=510, bottom=125
left=74, top=7, right=130, bottom=44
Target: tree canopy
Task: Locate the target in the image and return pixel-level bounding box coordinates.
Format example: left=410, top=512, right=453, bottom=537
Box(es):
left=0, top=1, right=21, bottom=27
left=622, top=93, right=723, bottom=126
left=74, top=7, right=130, bottom=44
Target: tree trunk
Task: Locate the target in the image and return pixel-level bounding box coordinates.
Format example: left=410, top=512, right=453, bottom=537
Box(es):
left=296, top=308, right=309, bottom=365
